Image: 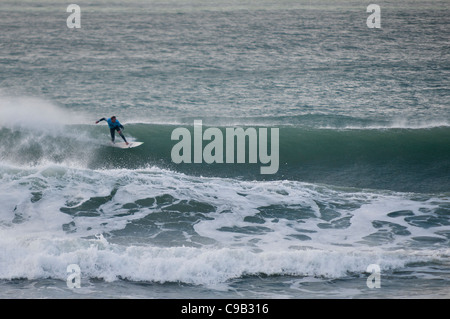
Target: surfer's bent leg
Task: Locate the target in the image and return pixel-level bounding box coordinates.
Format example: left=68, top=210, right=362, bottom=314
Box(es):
left=118, top=129, right=127, bottom=143
left=110, top=128, right=116, bottom=143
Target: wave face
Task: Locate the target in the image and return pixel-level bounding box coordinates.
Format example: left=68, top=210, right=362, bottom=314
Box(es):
left=1, top=118, right=449, bottom=193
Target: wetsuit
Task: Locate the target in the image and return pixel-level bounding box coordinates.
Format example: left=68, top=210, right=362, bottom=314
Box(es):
left=97, top=118, right=128, bottom=143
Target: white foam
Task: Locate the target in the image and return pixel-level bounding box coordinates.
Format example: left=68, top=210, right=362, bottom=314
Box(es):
left=0, top=164, right=448, bottom=284
left=0, top=95, right=83, bottom=132
left=0, top=96, right=101, bottom=168
left=318, top=120, right=450, bottom=130
left=0, top=233, right=437, bottom=285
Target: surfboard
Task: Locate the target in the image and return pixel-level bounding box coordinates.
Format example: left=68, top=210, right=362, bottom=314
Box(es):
left=111, top=142, right=143, bottom=149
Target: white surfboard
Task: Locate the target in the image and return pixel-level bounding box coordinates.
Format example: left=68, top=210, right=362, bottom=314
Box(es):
left=111, top=142, right=143, bottom=149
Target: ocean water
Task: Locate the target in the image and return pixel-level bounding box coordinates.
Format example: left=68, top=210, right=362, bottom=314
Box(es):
left=0, top=0, right=449, bottom=299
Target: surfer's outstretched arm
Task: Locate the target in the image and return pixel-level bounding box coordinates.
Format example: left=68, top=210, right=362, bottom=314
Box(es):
left=95, top=118, right=106, bottom=124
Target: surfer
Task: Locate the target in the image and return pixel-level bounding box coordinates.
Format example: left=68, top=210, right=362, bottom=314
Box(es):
left=95, top=116, right=129, bottom=145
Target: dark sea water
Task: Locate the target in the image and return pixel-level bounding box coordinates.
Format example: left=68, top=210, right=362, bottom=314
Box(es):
left=0, top=0, right=449, bottom=299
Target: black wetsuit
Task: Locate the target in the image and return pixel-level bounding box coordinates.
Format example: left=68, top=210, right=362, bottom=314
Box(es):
left=97, top=117, right=128, bottom=143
